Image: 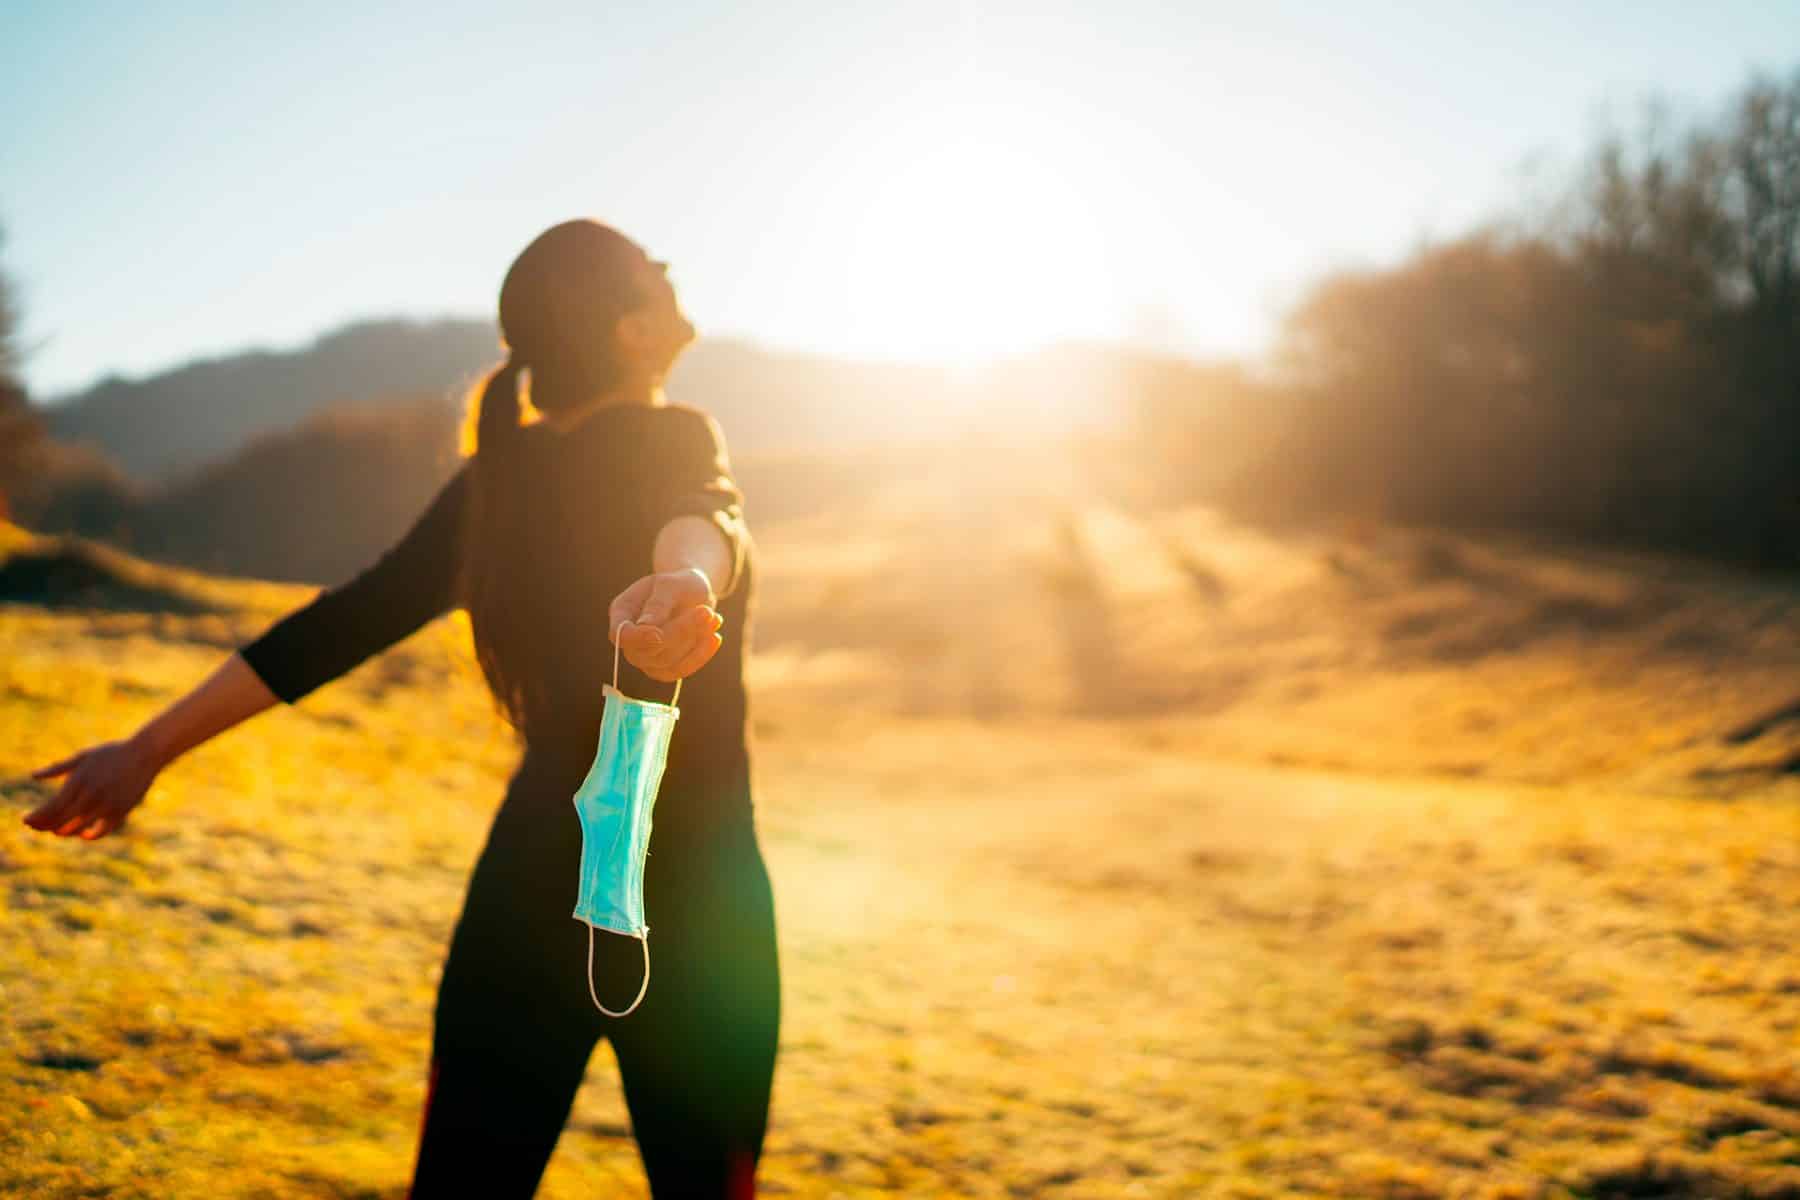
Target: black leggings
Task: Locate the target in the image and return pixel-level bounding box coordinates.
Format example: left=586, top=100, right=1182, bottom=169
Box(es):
left=407, top=751, right=782, bottom=1198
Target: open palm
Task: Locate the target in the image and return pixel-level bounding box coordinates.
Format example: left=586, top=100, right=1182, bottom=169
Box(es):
left=607, top=567, right=725, bottom=683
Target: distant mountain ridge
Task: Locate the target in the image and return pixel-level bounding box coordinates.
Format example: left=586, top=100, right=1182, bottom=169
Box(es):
left=39, top=316, right=1138, bottom=485
left=43, top=319, right=500, bottom=483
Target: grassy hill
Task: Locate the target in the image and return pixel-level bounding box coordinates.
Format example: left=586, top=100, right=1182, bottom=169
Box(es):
left=42, top=319, right=500, bottom=484
left=3, top=444, right=1798, bottom=1197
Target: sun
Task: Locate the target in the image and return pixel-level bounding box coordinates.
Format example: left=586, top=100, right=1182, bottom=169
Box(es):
left=832, top=95, right=1117, bottom=365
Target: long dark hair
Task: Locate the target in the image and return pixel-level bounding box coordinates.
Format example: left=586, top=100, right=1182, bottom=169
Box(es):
left=455, top=219, right=656, bottom=738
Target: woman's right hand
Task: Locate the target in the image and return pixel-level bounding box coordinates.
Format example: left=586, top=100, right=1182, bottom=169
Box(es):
left=22, top=737, right=162, bottom=840
left=608, top=567, right=725, bottom=683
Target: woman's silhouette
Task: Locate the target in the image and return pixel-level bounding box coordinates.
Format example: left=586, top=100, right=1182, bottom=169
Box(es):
left=23, top=219, right=782, bottom=1198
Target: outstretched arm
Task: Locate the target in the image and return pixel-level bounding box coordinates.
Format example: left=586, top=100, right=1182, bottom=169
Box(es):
left=130, top=652, right=283, bottom=769
left=23, top=652, right=280, bottom=839
left=236, top=462, right=471, bottom=705
left=23, top=460, right=472, bottom=840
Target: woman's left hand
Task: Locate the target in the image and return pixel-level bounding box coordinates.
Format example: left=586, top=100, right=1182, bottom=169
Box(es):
left=22, top=737, right=162, bottom=839
left=608, top=567, right=725, bottom=682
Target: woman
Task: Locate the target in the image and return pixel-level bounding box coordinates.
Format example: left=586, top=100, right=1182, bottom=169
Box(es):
left=22, top=219, right=782, bottom=1198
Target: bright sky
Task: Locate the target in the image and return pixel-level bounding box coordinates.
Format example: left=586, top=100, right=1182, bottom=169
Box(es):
left=3, top=1, right=1796, bottom=397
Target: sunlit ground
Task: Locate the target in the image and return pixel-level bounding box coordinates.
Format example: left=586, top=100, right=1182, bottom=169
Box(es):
left=3, top=441, right=1798, bottom=1198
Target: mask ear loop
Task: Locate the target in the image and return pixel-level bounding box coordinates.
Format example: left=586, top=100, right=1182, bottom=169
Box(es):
left=587, top=923, right=650, bottom=1018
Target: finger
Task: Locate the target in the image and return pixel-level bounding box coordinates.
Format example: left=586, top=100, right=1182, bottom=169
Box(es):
left=94, top=806, right=134, bottom=840
left=671, top=603, right=721, bottom=644
left=620, top=629, right=676, bottom=678
left=636, top=576, right=683, bottom=629
left=649, top=608, right=717, bottom=667
left=24, top=783, right=81, bottom=830
left=609, top=576, right=656, bottom=641
left=80, top=813, right=118, bottom=841
left=624, top=633, right=683, bottom=676
left=50, top=793, right=103, bottom=837
left=641, top=645, right=698, bottom=683
left=649, top=633, right=721, bottom=682
left=55, top=806, right=98, bottom=838
left=31, top=752, right=83, bottom=779
left=668, top=631, right=724, bottom=680
left=619, top=622, right=666, bottom=661
left=637, top=607, right=713, bottom=671
left=662, top=603, right=719, bottom=646
left=640, top=631, right=696, bottom=676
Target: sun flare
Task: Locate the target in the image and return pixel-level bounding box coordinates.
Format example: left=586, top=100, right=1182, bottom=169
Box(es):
left=832, top=101, right=1118, bottom=364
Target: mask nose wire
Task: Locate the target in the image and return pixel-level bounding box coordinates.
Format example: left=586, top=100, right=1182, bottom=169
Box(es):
left=613, top=619, right=682, bottom=708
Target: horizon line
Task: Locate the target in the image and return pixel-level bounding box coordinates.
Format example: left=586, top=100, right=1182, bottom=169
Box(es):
left=29, top=312, right=1256, bottom=407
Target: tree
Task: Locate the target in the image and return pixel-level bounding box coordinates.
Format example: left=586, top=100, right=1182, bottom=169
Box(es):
left=1721, top=68, right=1800, bottom=313
left=1201, top=62, right=1800, bottom=566
left=0, top=223, right=50, bottom=521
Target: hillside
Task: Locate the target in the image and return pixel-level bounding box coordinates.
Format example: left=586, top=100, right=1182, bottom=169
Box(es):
left=42, top=319, right=498, bottom=484
left=38, top=319, right=1153, bottom=487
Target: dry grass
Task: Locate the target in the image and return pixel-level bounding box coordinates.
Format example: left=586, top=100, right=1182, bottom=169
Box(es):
left=3, top=440, right=1798, bottom=1197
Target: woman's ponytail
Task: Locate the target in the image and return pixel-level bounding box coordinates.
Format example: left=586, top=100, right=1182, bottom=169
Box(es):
left=473, top=355, right=526, bottom=460
left=457, top=353, right=542, bottom=738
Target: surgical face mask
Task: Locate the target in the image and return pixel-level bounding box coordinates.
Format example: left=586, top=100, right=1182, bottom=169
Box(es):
left=571, top=622, right=681, bottom=1017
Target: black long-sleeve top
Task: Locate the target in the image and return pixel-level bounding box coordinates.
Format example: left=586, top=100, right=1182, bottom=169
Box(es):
left=236, top=402, right=757, bottom=835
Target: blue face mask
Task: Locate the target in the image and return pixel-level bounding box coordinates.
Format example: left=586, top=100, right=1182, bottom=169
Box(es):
left=571, top=622, right=682, bottom=1017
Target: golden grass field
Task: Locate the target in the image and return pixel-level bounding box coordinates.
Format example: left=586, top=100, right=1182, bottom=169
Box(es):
left=3, top=440, right=1799, bottom=1198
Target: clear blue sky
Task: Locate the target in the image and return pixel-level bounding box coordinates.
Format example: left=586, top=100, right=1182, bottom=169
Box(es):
left=4, top=0, right=1796, bottom=398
